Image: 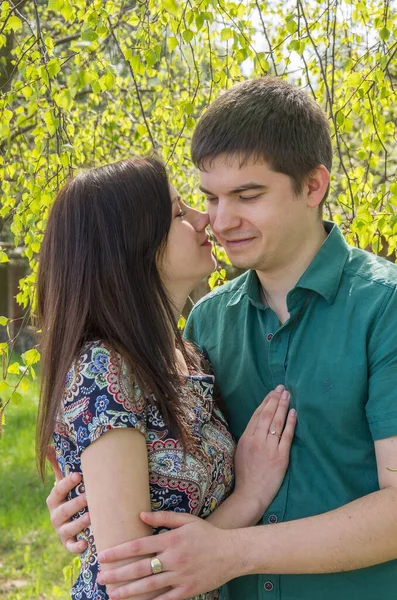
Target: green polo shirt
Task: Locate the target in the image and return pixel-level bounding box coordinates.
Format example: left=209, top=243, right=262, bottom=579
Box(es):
left=185, top=221, right=397, bottom=600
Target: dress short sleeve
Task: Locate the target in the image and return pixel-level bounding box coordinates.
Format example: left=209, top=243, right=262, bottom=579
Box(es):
left=61, top=342, right=147, bottom=455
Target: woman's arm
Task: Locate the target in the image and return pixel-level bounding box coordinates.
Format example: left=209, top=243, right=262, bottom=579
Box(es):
left=207, top=386, right=296, bottom=529
left=81, top=427, right=163, bottom=600
left=47, top=386, right=296, bottom=546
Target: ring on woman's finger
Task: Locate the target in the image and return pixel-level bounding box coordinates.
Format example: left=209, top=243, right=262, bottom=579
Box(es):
left=150, top=556, right=163, bottom=575
left=269, top=429, right=282, bottom=439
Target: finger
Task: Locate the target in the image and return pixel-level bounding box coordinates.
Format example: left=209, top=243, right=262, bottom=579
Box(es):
left=46, top=473, right=84, bottom=511
left=269, top=390, right=290, bottom=430
left=254, top=389, right=285, bottom=436
left=148, top=589, right=185, bottom=600
left=244, top=385, right=284, bottom=436
left=147, top=589, right=184, bottom=600
left=98, top=533, right=167, bottom=563
left=59, top=512, right=91, bottom=543
left=51, top=493, right=88, bottom=528
left=65, top=537, right=88, bottom=554
left=140, top=510, right=198, bottom=530
left=109, top=573, right=172, bottom=599
left=98, top=555, right=153, bottom=585
left=279, top=408, right=297, bottom=453
left=47, top=446, right=63, bottom=482
left=268, top=390, right=290, bottom=441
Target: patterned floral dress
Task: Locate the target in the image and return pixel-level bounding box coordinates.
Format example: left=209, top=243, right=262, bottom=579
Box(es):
left=53, top=341, right=236, bottom=600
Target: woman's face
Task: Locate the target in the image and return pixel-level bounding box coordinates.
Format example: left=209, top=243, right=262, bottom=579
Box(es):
left=158, top=187, right=216, bottom=293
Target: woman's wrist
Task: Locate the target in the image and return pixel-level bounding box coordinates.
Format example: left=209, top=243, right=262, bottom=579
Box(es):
left=230, top=488, right=271, bottom=525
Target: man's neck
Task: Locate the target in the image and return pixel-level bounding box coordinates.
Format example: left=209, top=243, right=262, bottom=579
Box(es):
left=256, top=221, right=327, bottom=324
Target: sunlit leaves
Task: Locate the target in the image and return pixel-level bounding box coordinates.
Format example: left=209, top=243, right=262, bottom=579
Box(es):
left=0, top=0, right=396, bottom=420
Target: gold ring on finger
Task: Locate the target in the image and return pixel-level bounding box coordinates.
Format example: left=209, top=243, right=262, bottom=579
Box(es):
left=150, top=557, right=163, bottom=575
left=269, top=429, right=282, bottom=439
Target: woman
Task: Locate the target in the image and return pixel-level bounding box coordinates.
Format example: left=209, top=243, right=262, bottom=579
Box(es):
left=38, top=156, right=295, bottom=600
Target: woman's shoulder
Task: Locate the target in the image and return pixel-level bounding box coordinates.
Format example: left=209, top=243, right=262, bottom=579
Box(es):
left=68, top=340, right=125, bottom=379
left=64, top=341, right=144, bottom=408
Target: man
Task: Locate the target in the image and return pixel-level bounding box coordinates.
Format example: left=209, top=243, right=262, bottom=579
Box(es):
left=50, top=78, right=397, bottom=600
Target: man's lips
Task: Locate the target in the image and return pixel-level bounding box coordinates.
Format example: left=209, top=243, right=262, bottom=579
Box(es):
left=221, top=237, right=255, bottom=248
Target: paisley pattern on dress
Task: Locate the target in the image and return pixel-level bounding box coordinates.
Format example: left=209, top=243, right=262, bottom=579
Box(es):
left=53, top=341, right=236, bottom=600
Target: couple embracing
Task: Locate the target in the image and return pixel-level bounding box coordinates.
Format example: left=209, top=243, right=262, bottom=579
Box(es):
left=38, top=77, right=397, bottom=600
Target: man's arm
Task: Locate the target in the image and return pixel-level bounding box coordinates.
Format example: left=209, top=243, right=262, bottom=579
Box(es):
left=96, top=436, right=397, bottom=600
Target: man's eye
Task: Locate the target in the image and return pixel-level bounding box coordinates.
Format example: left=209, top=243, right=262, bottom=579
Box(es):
left=176, top=210, right=187, bottom=218
left=239, top=194, right=260, bottom=200
left=206, top=197, right=218, bottom=203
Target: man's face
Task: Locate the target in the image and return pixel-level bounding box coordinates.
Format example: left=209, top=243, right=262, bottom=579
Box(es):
left=199, top=154, right=316, bottom=273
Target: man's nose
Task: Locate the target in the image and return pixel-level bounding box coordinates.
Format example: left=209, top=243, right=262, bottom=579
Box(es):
left=189, top=206, right=210, bottom=230
left=209, top=200, right=240, bottom=234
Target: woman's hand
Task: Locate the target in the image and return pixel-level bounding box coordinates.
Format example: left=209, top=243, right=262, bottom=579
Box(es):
left=46, top=446, right=90, bottom=553
left=232, top=385, right=296, bottom=522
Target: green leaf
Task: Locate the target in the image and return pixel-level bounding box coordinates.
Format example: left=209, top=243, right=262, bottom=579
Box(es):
left=183, top=29, right=194, bottom=43
left=54, top=89, right=72, bottom=109
left=221, top=28, right=233, bottom=41
left=379, top=27, right=390, bottom=41
left=21, top=348, right=40, bottom=367
left=0, top=380, right=9, bottom=393
left=82, top=28, right=99, bottom=42
left=10, top=391, right=23, bottom=405
left=286, top=20, right=297, bottom=34
left=8, top=362, right=20, bottom=375
left=129, top=54, right=141, bottom=72
left=162, top=0, right=180, bottom=17
left=7, top=16, right=22, bottom=32
left=0, top=316, right=8, bottom=326
left=145, top=49, right=157, bottom=68
left=43, top=112, right=58, bottom=135
left=0, top=250, right=9, bottom=263
left=167, top=36, right=178, bottom=52
left=289, top=40, right=301, bottom=52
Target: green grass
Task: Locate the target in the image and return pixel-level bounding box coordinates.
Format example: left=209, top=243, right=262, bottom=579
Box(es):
left=0, top=385, right=75, bottom=599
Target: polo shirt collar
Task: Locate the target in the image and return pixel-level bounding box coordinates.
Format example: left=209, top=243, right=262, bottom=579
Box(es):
left=295, top=221, right=349, bottom=304
left=226, top=221, right=349, bottom=308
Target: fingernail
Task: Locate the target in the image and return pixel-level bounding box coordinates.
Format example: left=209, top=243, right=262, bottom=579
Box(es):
left=275, top=384, right=284, bottom=392
left=290, top=408, right=296, bottom=416
left=71, top=472, right=81, bottom=483
left=282, top=390, right=289, bottom=400
left=83, top=513, right=91, bottom=522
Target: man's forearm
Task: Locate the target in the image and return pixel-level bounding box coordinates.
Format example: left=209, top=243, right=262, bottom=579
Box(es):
left=233, top=487, right=397, bottom=577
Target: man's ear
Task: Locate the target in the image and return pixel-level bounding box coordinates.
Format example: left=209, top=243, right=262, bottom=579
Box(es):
left=305, top=165, right=330, bottom=209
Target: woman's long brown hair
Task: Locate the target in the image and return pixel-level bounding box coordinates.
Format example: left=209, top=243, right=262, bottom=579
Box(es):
left=36, top=156, right=200, bottom=479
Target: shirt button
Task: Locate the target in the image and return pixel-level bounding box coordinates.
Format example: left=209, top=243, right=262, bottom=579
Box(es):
left=264, top=581, right=274, bottom=591
left=266, top=333, right=273, bottom=341
left=268, top=514, right=278, bottom=524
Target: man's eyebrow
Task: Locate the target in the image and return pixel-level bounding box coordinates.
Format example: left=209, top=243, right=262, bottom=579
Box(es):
left=199, top=183, right=267, bottom=195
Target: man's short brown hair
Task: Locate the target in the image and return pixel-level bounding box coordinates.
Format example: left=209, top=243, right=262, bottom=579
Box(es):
left=191, top=77, right=333, bottom=206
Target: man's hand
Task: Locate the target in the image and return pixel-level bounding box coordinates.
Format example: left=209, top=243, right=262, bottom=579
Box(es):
left=97, top=512, right=239, bottom=600
left=46, top=446, right=90, bottom=553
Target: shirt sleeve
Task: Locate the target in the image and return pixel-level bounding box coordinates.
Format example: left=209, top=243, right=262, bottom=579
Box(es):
left=184, top=304, right=207, bottom=351
left=366, top=286, right=397, bottom=440
left=63, top=343, right=147, bottom=455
